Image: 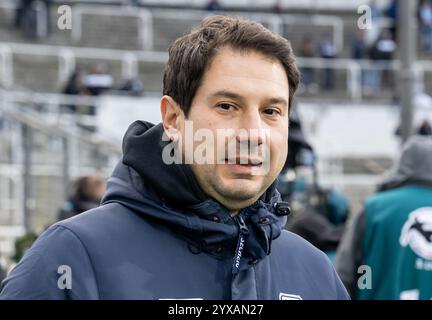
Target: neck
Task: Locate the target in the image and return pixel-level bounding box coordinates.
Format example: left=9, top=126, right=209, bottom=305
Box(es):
left=230, top=210, right=239, bottom=217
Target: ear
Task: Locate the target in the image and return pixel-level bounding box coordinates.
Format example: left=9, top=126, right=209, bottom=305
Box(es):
left=160, top=95, right=184, bottom=142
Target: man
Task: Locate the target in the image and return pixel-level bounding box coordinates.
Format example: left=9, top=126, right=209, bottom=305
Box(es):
left=335, top=136, right=432, bottom=300
left=0, top=16, right=349, bottom=300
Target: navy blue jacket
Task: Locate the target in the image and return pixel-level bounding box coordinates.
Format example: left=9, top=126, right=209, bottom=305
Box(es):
left=0, top=122, right=349, bottom=300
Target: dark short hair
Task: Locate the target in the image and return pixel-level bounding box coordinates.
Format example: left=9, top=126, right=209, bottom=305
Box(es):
left=163, top=15, right=300, bottom=116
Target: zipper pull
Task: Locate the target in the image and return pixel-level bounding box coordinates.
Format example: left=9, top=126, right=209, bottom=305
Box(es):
left=232, top=215, right=249, bottom=275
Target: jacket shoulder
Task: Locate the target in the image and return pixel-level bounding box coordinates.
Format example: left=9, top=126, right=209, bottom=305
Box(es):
left=0, top=224, right=99, bottom=299
left=58, top=202, right=133, bottom=232
left=272, top=230, right=350, bottom=300
left=276, top=229, right=329, bottom=261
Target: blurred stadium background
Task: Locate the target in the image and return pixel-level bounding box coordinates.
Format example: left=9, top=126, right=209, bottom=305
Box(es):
left=0, top=0, right=430, bottom=265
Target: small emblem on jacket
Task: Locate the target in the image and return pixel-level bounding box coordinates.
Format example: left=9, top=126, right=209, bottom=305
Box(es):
left=279, top=293, right=302, bottom=300
left=400, top=207, right=432, bottom=260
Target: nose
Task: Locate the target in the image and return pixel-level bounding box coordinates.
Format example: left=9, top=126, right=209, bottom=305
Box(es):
left=236, top=108, right=265, bottom=146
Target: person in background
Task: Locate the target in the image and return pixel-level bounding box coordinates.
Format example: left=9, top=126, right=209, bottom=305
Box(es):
left=58, top=175, right=106, bottom=221
left=335, top=136, right=432, bottom=300
left=83, top=63, right=113, bottom=97
left=319, top=35, right=337, bottom=91
left=205, top=0, right=221, bottom=11
left=61, top=66, right=87, bottom=113
left=278, top=112, right=349, bottom=260
left=385, top=0, right=398, bottom=41
left=351, top=30, right=366, bottom=94
left=363, top=0, right=382, bottom=50
left=299, top=35, right=318, bottom=94
left=14, top=0, right=34, bottom=29
left=419, top=0, right=432, bottom=54
left=118, top=77, right=144, bottom=96
left=365, top=30, right=395, bottom=94
left=418, top=119, right=432, bottom=136
left=81, top=63, right=113, bottom=119
left=273, top=0, right=283, bottom=14
left=352, top=30, right=366, bottom=60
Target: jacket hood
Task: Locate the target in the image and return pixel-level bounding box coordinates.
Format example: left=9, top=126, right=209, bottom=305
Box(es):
left=379, top=135, right=432, bottom=191
left=102, top=121, right=289, bottom=268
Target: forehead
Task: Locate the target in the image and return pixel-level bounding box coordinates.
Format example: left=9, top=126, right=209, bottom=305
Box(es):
left=199, top=48, right=289, bottom=97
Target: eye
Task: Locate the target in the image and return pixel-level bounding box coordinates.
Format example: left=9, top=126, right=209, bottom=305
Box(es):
left=263, top=108, right=281, bottom=116
left=217, top=103, right=235, bottom=111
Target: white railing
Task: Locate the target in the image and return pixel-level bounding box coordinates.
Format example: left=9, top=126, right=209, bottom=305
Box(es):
left=0, top=1, right=345, bottom=51
left=71, top=5, right=154, bottom=51
left=149, top=8, right=345, bottom=51
left=71, top=6, right=345, bottom=51
left=2, top=41, right=430, bottom=102
left=281, top=14, right=344, bottom=52
left=0, top=42, right=168, bottom=88
left=0, top=89, right=122, bottom=154
left=297, top=57, right=401, bottom=102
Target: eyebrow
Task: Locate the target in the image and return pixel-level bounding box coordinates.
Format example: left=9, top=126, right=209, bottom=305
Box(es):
left=210, top=90, right=288, bottom=107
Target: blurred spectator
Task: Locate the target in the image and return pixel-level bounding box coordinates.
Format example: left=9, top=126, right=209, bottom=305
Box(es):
left=284, top=175, right=349, bottom=260
left=335, top=136, right=432, bottom=299
left=58, top=175, right=106, bottom=221
left=15, top=0, right=36, bottom=38
left=42, top=0, right=52, bottom=35
left=363, top=0, right=382, bottom=48
left=351, top=30, right=367, bottom=93
left=14, top=0, right=51, bottom=38
left=118, top=77, right=145, bottom=96
left=414, top=88, right=432, bottom=127
left=61, top=66, right=87, bottom=113
left=352, top=30, right=366, bottom=60
left=385, top=0, right=398, bottom=41
left=63, top=67, right=84, bottom=96
left=273, top=0, right=283, bottom=14
left=418, top=119, right=432, bottom=136
left=299, top=35, right=318, bottom=94
left=127, top=0, right=142, bottom=6
left=419, top=0, right=432, bottom=53
left=82, top=63, right=113, bottom=117
left=14, top=0, right=34, bottom=29
left=374, top=29, right=396, bottom=59
left=319, top=35, right=337, bottom=90
left=364, top=30, right=396, bottom=94
left=278, top=112, right=349, bottom=259
left=205, top=0, right=221, bottom=11
left=83, top=63, right=113, bottom=97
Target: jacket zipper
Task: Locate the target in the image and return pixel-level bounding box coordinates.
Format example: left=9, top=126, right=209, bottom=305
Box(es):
left=231, top=213, right=249, bottom=275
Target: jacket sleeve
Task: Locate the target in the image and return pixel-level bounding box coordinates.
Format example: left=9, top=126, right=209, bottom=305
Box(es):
left=333, top=210, right=365, bottom=299
left=331, top=264, right=351, bottom=300
left=0, top=225, right=99, bottom=300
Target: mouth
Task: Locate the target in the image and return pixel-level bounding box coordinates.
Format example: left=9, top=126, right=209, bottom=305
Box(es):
left=224, top=157, right=263, bottom=166
left=223, top=156, right=264, bottom=175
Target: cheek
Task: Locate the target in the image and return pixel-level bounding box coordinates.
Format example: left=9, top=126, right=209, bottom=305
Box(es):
left=269, top=133, right=288, bottom=167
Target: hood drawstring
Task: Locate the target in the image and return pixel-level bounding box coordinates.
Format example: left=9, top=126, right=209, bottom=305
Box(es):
left=232, top=214, right=249, bottom=275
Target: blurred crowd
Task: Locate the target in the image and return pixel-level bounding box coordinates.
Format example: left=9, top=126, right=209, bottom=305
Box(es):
left=277, top=111, right=432, bottom=299
left=61, top=63, right=144, bottom=119
left=7, top=0, right=432, bottom=99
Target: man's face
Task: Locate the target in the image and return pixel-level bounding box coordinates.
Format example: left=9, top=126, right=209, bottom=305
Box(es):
left=175, top=48, right=289, bottom=213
